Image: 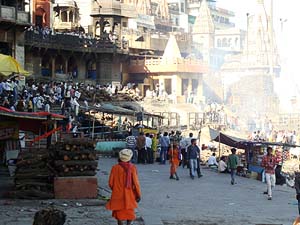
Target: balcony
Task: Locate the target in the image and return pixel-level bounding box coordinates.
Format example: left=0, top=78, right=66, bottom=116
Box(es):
left=0, top=5, right=30, bottom=25
left=128, top=57, right=208, bottom=74
left=53, top=21, right=78, bottom=31
left=91, top=2, right=137, bottom=18
left=24, top=30, right=128, bottom=54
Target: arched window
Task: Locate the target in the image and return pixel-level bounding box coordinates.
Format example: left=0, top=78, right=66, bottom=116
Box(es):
left=217, top=38, right=221, bottom=47
left=235, top=37, right=239, bottom=46
left=69, top=11, right=74, bottom=22
left=61, top=11, right=67, bottom=22
left=222, top=38, right=227, bottom=47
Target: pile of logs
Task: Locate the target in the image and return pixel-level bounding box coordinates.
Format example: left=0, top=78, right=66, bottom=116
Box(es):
left=53, top=139, right=98, bottom=177
left=79, top=88, right=143, bottom=103
left=14, top=148, right=55, bottom=199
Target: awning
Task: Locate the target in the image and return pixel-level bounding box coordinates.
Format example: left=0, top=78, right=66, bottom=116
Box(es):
left=209, top=128, right=300, bottom=149
left=0, top=54, right=30, bottom=76
left=0, top=106, right=65, bottom=134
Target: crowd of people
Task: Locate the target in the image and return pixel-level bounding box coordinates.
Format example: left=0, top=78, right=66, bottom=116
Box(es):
left=26, top=26, right=125, bottom=50
left=124, top=129, right=247, bottom=182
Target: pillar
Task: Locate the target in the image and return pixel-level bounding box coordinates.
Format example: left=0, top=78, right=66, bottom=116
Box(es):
left=51, top=57, right=56, bottom=79
left=67, top=11, right=70, bottom=23
left=64, top=59, right=68, bottom=74
left=197, top=76, right=204, bottom=103
left=187, top=78, right=192, bottom=93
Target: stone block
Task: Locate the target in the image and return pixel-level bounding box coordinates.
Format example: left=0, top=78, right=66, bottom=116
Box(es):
left=54, top=176, right=98, bottom=199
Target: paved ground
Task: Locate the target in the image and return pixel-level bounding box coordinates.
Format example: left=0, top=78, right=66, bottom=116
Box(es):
left=98, top=157, right=298, bottom=225
left=0, top=157, right=298, bottom=225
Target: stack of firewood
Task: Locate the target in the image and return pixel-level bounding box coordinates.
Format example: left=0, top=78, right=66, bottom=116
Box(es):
left=79, top=88, right=143, bottom=103
left=14, top=148, right=55, bottom=199
left=53, top=139, right=98, bottom=177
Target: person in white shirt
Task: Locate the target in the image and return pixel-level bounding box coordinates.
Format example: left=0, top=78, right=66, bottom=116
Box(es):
left=218, top=156, right=229, bottom=173
left=145, top=133, right=153, bottom=164
left=207, top=152, right=218, bottom=167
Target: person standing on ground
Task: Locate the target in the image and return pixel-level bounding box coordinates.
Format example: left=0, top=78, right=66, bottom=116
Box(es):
left=295, top=170, right=300, bottom=217
left=106, top=149, right=141, bottom=225
left=145, top=133, right=153, bottom=164
left=227, top=148, right=239, bottom=185
left=125, top=131, right=137, bottom=163
left=159, top=132, right=170, bottom=164
left=187, top=138, right=200, bottom=179
left=261, top=146, right=277, bottom=200
left=181, top=132, right=193, bottom=168
left=136, top=132, right=146, bottom=164
left=168, top=143, right=180, bottom=180
left=151, top=134, right=157, bottom=162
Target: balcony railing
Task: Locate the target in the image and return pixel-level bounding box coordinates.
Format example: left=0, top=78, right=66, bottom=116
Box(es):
left=0, top=5, right=30, bottom=24
left=24, top=30, right=127, bottom=53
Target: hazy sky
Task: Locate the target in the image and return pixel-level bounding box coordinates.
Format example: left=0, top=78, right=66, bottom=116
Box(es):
left=217, top=0, right=300, bottom=107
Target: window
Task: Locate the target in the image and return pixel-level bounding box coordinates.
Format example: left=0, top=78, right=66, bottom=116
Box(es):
left=217, top=39, right=222, bottom=47
left=181, top=3, right=185, bottom=12
left=61, top=11, right=67, bottom=22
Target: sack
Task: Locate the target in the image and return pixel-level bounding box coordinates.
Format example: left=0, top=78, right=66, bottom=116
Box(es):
left=179, top=153, right=183, bottom=161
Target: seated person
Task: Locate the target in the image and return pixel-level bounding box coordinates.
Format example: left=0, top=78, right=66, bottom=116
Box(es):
left=218, top=156, right=229, bottom=173
left=207, top=152, right=218, bottom=167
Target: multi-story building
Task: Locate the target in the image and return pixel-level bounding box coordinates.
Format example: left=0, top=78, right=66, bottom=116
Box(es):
left=0, top=0, right=31, bottom=67
left=220, top=0, right=280, bottom=123
left=24, top=0, right=133, bottom=84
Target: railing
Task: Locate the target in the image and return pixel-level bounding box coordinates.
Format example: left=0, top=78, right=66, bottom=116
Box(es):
left=53, top=21, right=78, bottom=30
left=130, top=57, right=205, bottom=66
left=24, top=30, right=124, bottom=52
left=0, top=5, right=30, bottom=24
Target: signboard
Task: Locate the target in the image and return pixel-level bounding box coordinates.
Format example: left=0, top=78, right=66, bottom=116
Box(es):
left=0, top=122, right=19, bottom=140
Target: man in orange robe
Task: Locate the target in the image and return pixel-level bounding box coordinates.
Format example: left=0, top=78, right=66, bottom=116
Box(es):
left=106, top=149, right=142, bottom=225
left=168, top=143, right=180, bottom=180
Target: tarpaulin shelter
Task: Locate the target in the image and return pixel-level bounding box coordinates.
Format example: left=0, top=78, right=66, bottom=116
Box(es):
left=0, top=54, right=30, bottom=76
left=0, top=106, right=65, bottom=134
left=209, top=128, right=300, bottom=149
left=209, top=128, right=300, bottom=174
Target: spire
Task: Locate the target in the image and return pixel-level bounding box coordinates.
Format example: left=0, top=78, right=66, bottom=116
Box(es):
left=161, top=35, right=182, bottom=63
left=192, top=0, right=214, bottom=34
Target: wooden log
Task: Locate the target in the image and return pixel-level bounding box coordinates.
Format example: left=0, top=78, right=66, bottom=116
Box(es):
left=15, top=173, right=50, bottom=179
left=16, top=182, right=53, bottom=189
left=16, top=159, right=47, bottom=167
left=15, top=190, right=54, bottom=199
left=56, top=150, right=97, bottom=156
left=58, top=171, right=97, bottom=177
left=55, top=160, right=98, bottom=167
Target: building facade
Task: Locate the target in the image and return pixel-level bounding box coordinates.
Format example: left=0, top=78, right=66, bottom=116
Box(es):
left=0, top=0, right=31, bottom=67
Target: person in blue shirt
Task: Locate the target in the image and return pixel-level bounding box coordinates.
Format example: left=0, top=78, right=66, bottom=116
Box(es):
left=187, top=138, right=200, bottom=179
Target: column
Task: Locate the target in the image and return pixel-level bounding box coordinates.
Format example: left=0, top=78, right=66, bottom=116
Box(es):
left=67, top=11, right=70, bottom=23
left=187, top=78, right=192, bottom=93
left=64, top=59, right=68, bottom=75
left=197, top=76, right=203, bottom=103
left=51, top=57, right=56, bottom=79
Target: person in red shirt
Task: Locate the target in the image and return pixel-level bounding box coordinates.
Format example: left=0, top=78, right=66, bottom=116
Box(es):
left=261, top=146, right=277, bottom=200
left=106, top=149, right=142, bottom=225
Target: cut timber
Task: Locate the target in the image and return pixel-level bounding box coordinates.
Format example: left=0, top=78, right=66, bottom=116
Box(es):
left=15, top=190, right=54, bottom=199
left=58, top=171, right=97, bottom=177
left=55, top=160, right=98, bottom=166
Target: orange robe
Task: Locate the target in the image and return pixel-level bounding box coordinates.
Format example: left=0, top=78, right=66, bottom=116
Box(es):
left=168, top=147, right=180, bottom=176
left=106, top=164, right=141, bottom=221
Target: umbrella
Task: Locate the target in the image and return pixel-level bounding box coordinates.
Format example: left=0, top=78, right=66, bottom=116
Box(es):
left=0, top=54, right=30, bottom=76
